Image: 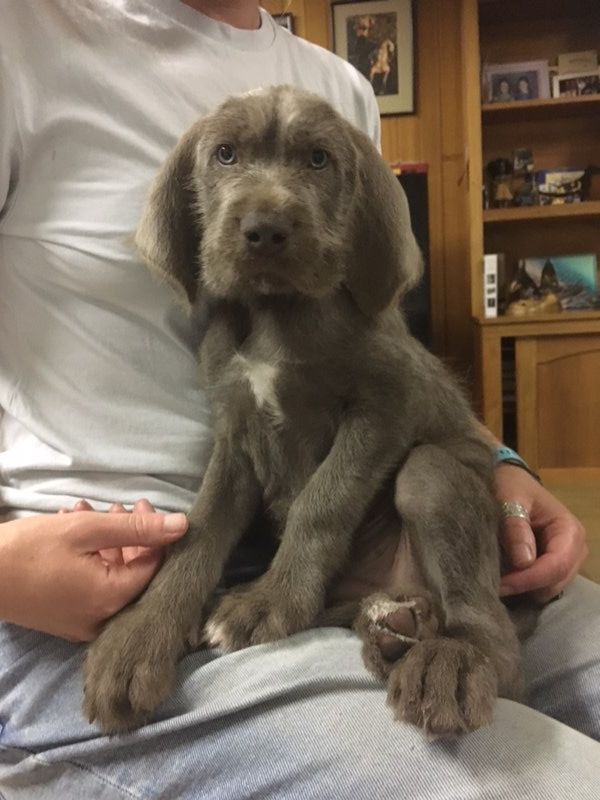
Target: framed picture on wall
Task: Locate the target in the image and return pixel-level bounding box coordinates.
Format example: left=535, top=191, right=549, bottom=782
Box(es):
left=274, top=13, right=295, bottom=34
left=332, top=0, right=415, bottom=116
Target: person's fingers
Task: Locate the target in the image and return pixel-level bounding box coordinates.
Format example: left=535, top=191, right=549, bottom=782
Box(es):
left=103, top=549, right=165, bottom=610
left=530, top=577, right=573, bottom=606
left=102, top=505, right=128, bottom=563
left=94, top=500, right=160, bottom=564
left=59, top=499, right=94, bottom=514
left=74, top=499, right=94, bottom=512
left=500, top=551, right=569, bottom=597
left=499, top=516, right=537, bottom=570
left=121, top=544, right=159, bottom=565
left=98, top=547, right=126, bottom=566
left=500, top=519, right=583, bottom=600
left=68, top=511, right=188, bottom=551
left=529, top=522, right=588, bottom=604
left=98, top=509, right=129, bottom=564
left=133, top=498, right=156, bottom=514
left=118, top=499, right=160, bottom=561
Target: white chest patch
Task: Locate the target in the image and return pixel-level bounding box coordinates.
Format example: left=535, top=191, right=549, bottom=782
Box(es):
left=235, top=355, right=284, bottom=422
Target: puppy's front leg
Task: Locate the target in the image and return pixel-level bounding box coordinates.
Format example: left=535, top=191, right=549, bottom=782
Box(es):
left=84, top=443, right=260, bottom=734
left=206, top=414, right=401, bottom=651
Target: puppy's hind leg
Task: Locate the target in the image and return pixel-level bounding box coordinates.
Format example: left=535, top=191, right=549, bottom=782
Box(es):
left=388, top=441, right=522, bottom=736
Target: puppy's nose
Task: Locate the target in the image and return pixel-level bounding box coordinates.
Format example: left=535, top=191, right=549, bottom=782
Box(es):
left=240, top=211, right=291, bottom=253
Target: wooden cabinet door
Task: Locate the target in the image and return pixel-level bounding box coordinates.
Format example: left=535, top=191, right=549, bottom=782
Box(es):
left=516, top=334, right=600, bottom=471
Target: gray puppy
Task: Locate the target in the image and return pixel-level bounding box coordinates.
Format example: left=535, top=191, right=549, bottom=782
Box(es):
left=83, top=86, right=522, bottom=736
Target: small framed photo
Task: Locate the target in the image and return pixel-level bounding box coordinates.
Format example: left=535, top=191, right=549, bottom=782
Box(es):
left=552, top=70, right=600, bottom=98
left=482, top=60, right=551, bottom=104
left=274, top=13, right=295, bottom=34
left=332, top=0, right=415, bottom=116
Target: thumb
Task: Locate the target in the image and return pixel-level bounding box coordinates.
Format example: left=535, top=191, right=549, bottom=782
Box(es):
left=68, top=511, right=188, bottom=552
left=499, top=516, right=536, bottom=571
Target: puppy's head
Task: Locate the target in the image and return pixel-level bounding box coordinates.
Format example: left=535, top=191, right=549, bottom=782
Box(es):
left=136, top=86, right=422, bottom=316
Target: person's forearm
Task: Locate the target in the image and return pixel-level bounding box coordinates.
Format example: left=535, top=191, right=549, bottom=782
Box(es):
left=0, top=522, right=18, bottom=622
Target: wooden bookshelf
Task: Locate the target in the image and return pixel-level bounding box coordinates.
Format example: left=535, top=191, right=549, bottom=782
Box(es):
left=466, top=0, right=600, bottom=475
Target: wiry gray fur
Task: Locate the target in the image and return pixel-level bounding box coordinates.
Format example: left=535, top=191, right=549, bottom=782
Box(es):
left=83, top=86, right=522, bottom=736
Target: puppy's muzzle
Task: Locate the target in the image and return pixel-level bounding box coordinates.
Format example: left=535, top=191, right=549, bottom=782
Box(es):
left=240, top=210, right=292, bottom=256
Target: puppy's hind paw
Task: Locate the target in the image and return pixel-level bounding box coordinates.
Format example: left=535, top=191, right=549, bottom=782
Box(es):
left=354, top=591, right=439, bottom=679
left=387, top=637, right=497, bottom=737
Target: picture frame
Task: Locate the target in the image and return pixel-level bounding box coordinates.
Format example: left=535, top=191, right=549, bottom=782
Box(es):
left=482, top=60, right=551, bottom=104
left=552, top=69, right=600, bottom=98
left=274, top=13, right=295, bottom=34
left=332, top=0, right=415, bottom=116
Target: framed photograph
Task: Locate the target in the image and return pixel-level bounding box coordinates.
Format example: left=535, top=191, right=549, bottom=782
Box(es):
left=482, top=60, right=551, bottom=104
left=552, top=70, right=600, bottom=98
left=274, top=13, right=295, bottom=34
left=332, top=0, right=415, bottom=116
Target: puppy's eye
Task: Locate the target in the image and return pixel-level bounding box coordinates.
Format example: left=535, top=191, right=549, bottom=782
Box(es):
left=309, top=148, right=329, bottom=170
left=216, top=144, right=237, bottom=165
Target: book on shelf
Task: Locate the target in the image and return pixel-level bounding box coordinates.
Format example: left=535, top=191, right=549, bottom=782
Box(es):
left=483, top=253, right=505, bottom=318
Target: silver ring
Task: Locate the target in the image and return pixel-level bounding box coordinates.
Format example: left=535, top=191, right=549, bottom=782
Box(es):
left=500, top=501, right=530, bottom=523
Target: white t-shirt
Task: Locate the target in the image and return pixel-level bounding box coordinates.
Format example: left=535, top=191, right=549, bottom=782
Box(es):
left=0, top=0, right=380, bottom=516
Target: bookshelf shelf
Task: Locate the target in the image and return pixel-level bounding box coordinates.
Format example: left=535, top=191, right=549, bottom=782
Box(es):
left=482, top=94, right=600, bottom=122
left=476, top=309, right=600, bottom=329
left=483, top=201, right=600, bottom=224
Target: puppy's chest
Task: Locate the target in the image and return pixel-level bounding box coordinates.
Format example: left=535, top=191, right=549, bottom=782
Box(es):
left=211, top=346, right=344, bottom=493
left=231, top=354, right=284, bottom=423
left=223, top=352, right=342, bottom=435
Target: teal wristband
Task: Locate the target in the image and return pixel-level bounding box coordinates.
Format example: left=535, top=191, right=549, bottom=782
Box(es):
left=494, top=446, right=541, bottom=482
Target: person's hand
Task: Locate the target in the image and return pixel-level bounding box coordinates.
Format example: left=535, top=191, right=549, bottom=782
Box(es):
left=495, top=464, right=588, bottom=604
left=0, top=503, right=188, bottom=641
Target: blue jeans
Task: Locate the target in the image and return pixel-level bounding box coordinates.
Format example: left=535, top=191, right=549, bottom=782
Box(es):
left=1, top=577, right=600, bottom=799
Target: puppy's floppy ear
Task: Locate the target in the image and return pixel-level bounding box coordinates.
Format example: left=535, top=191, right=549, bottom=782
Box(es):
left=135, top=121, right=205, bottom=305
left=345, top=129, right=423, bottom=316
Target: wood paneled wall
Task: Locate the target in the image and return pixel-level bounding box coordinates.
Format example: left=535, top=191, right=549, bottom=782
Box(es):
left=263, top=1, right=474, bottom=375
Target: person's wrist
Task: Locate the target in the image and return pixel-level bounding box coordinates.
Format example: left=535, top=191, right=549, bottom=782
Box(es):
left=494, top=446, right=541, bottom=483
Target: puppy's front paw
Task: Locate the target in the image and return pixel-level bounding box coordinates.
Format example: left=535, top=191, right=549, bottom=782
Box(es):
left=204, top=580, right=314, bottom=652
left=83, top=607, right=181, bottom=734
left=388, top=638, right=497, bottom=736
